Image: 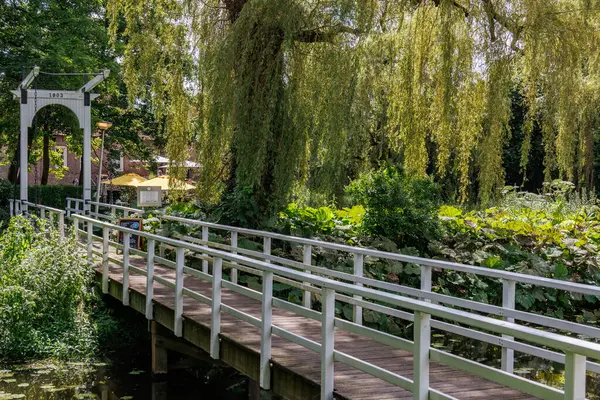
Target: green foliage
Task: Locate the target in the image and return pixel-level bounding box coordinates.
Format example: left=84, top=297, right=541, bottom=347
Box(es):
left=433, top=186, right=600, bottom=323
left=0, top=217, right=97, bottom=360
left=0, top=181, right=83, bottom=219
left=347, top=167, right=442, bottom=252
left=277, top=203, right=363, bottom=238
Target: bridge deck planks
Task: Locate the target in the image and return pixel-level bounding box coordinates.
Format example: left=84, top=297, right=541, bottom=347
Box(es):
left=100, top=247, right=538, bottom=400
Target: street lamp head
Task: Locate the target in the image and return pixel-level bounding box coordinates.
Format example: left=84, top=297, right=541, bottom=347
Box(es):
left=96, top=121, right=113, bottom=131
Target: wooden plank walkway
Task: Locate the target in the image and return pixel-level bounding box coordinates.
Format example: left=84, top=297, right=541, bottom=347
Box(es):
left=98, top=248, right=537, bottom=400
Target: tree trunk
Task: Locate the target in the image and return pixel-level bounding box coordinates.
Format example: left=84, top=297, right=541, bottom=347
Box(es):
left=8, top=143, right=19, bottom=183
left=41, top=126, right=50, bottom=185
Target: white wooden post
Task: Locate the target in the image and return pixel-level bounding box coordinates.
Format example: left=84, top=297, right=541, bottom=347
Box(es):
left=202, top=226, right=209, bottom=274
left=145, top=239, right=155, bottom=320
left=122, top=232, right=130, bottom=306
left=110, top=206, right=116, bottom=220
left=87, top=222, right=93, bottom=264
left=230, top=231, right=238, bottom=284
left=260, top=270, right=273, bottom=389
left=303, top=244, right=312, bottom=308
left=413, top=311, right=431, bottom=400
left=174, top=247, right=184, bottom=337
left=501, top=279, right=516, bottom=373
left=58, top=212, right=64, bottom=239
left=19, top=103, right=28, bottom=214
left=83, top=103, right=92, bottom=215
left=263, top=237, right=271, bottom=263
left=210, top=257, right=223, bottom=359
left=564, top=352, right=586, bottom=400
left=421, top=265, right=432, bottom=302
left=321, top=287, right=336, bottom=400
left=40, top=209, right=45, bottom=220
left=9, top=199, right=14, bottom=217
left=102, top=227, right=109, bottom=294
left=123, top=210, right=129, bottom=218
left=353, top=253, right=364, bottom=324
left=66, top=199, right=71, bottom=217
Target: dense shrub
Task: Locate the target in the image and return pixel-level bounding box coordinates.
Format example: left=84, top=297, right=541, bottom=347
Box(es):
left=433, top=184, right=600, bottom=324
left=276, top=203, right=363, bottom=238
left=0, top=216, right=97, bottom=360
left=347, top=167, right=442, bottom=252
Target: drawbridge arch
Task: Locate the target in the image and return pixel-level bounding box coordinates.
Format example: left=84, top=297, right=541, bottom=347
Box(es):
left=11, top=66, right=109, bottom=214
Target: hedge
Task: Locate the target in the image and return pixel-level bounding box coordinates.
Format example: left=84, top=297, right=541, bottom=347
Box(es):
left=0, top=180, right=83, bottom=225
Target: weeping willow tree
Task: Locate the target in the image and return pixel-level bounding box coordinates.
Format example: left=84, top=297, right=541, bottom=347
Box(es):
left=108, top=0, right=600, bottom=215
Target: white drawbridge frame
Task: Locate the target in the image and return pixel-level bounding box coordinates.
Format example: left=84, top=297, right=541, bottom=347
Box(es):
left=11, top=66, right=109, bottom=214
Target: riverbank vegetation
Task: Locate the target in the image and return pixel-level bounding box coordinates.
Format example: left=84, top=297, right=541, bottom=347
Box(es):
left=157, top=170, right=600, bottom=333
left=0, top=217, right=118, bottom=361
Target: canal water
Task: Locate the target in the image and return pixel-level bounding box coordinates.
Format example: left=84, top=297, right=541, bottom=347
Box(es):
left=0, top=355, right=252, bottom=399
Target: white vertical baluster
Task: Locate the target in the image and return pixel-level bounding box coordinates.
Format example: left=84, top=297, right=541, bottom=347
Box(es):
left=145, top=239, right=155, bottom=319
left=66, top=199, right=71, bottom=217
left=10, top=199, right=14, bottom=217
left=102, top=227, right=109, bottom=294
left=414, top=311, right=431, bottom=400
left=303, top=244, right=312, bottom=309
left=260, top=270, right=273, bottom=389
left=564, top=352, right=586, bottom=400
left=263, top=237, right=271, bottom=263
left=58, top=212, right=64, bottom=239
left=210, top=257, right=223, bottom=359
left=87, top=222, right=93, bottom=264
left=353, top=253, right=364, bottom=324
left=202, top=226, right=209, bottom=274
left=40, top=208, right=45, bottom=220
left=321, top=287, right=335, bottom=400
left=123, top=210, right=129, bottom=218
left=230, top=231, right=238, bottom=284
left=501, top=279, right=516, bottom=373
left=111, top=206, right=116, bottom=220
left=174, top=247, right=184, bottom=337
left=122, top=232, right=130, bottom=306
left=421, top=265, right=432, bottom=302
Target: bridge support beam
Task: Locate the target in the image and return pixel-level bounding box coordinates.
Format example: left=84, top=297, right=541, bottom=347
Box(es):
left=151, top=321, right=168, bottom=377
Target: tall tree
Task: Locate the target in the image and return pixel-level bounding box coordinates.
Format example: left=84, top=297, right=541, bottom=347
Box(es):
left=0, top=0, right=160, bottom=186
left=109, top=0, right=600, bottom=216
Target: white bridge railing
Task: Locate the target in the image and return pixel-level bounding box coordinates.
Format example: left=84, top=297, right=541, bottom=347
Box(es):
left=10, top=199, right=65, bottom=238
left=74, top=213, right=599, bottom=400
left=157, top=214, right=600, bottom=376
left=66, top=197, right=143, bottom=219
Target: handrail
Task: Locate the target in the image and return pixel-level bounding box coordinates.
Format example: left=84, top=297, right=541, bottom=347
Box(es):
left=66, top=198, right=143, bottom=217
left=159, top=214, right=600, bottom=297
left=22, top=201, right=66, bottom=215
left=74, top=213, right=599, bottom=400
left=90, top=201, right=143, bottom=214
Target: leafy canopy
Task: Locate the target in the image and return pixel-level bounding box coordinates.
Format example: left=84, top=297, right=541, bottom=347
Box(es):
left=109, top=0, right=600, bottom=205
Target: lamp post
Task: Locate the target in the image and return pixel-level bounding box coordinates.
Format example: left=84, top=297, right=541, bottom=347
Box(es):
left=96, top=121, right=112, bottom=204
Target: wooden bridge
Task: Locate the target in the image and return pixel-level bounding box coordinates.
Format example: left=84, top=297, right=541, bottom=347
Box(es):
left=12, top=200, right=600, bottom=400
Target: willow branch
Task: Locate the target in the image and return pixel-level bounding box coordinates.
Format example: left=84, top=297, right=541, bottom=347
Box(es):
left=295, top=25, right=361, bottom=43
left=482, top=0, right=523, bottom=50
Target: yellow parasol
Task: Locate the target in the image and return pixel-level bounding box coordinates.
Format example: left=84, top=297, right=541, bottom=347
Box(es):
left=103, top=173, right=148, bottom=187
left=134, top=175, right=195, bottom=191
